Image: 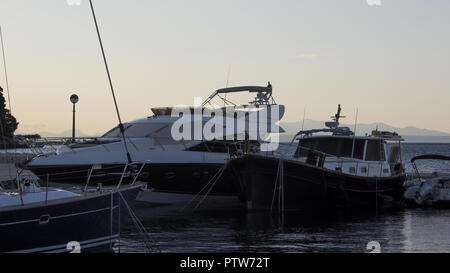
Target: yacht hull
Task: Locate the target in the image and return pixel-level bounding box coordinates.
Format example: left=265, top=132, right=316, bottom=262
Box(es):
left=0, top=184, right=141, bottom=253
left=230, top=154, right=406, bottom=212
left=27, top=163, right=240, bottom=196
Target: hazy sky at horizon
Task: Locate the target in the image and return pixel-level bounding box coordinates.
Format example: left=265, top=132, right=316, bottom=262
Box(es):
left=0, top=0, right=449, bottom=136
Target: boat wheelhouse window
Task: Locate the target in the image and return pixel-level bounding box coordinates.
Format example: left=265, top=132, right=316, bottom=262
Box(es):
left=388, top=145, right=401, bottom=164
left=338, top=138, right=365, bottom=159
left=295, top=138, right=365, bottom=159
left=294, top=139, right=318, bottom=158
left=365, top=140, right=386, bottom=161
left=102, top=125, right=132, bottom=138
left=102, top=123, right=169, bottom=138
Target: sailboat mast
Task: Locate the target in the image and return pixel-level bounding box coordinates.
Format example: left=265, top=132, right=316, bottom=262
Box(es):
left=0, top=25, right=12, bottom=113
left=88, top=0, right=132, bottom=164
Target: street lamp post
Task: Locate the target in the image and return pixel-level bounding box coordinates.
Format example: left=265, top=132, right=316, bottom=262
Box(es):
left=70, top=94, right=79, bottom=143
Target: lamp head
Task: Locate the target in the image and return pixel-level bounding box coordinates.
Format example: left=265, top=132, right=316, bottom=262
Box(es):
left=70, top=94, right=79, bottom=104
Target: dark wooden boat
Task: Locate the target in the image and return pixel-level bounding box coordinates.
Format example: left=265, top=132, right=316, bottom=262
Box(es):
left=231, top=154, right=405, bottom=211
left=230, top=105, right=406, bottom=212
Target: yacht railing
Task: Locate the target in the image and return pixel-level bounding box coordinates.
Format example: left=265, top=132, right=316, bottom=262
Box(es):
left=15, top=136, right=103, bottom=156
left=9, top=160, right=150, bottom=207
left=259, top=142, right=404, bottom=178
left=17, top=136, right=253, bottom=157
left=15, top=136, right=404, bottom=179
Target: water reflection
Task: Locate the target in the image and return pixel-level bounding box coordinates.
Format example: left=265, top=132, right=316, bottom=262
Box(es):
left=402, top=209, right=450, bottom=253
left=116, top=204, right=450, bottom=253
left=117, top=141, right=450, bottom=253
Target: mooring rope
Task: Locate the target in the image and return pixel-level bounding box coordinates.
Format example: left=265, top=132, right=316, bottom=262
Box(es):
left=181, top=161, right=229, bottom=212
left=118, top=190, right=160, bottom=253
left=270, top=159, right=282, bottom=213
left=193, top=161, right=229, bottom=211
left=268, top=157, right=286, bottom=216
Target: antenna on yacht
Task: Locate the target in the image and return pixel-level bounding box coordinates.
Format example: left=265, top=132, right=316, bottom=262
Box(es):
left=332, top=104, right=346, bottom=124
left=301, top=105, right=307, bottom=132
left=224, top=65, right=231, bottom=106
left=0, top=25, right=12, bottom=113
left=351, top=108, right=359, bottom=158
left=325, top=104, right=346, bottom=130
left=226, top=65, right=231, bottom=88
left=88, top=0, right=132, bottom=164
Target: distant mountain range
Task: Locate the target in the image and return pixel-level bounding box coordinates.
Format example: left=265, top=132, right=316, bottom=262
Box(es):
left=280, top=120, right=450, bottom=137
left=21, top=130, right=96, bottom=138
left=17, top=120, right=450, bottom=143
left=278, top=120, right=450, bottom=142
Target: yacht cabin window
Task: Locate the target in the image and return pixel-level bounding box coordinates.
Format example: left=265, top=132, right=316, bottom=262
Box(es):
left=365, top=139, right=386, bottom=162
left=294, top=137, right=365, bottom=160
left=102, top=123, right=169, bottom=138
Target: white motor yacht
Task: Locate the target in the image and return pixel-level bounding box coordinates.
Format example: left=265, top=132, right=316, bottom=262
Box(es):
left=24, top=84, right=285, bottom=205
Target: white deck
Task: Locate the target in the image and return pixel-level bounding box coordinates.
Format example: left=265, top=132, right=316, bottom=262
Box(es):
left=0, top=188, right=80, bottom=209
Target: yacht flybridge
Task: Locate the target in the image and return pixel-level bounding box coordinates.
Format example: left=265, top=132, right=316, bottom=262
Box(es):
left=24, top=84, right=285, bottom=204
left=230, top=105, right=407, bottom=211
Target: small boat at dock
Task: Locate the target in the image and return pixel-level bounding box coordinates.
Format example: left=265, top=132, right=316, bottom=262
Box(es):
left=404, top=154, right=450, bottom=208
left=0, top=1, right=149, bottom=253
left=230, top=105, right=407, bottom=212
left=0, top=171, right=143, bottom=253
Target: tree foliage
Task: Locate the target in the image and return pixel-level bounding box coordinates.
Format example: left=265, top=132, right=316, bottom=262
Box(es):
left=0, top=85, right=18, bottom=142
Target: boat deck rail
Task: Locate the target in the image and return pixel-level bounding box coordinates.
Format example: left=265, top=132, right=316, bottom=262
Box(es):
left=259, top=142, right=405, bottom=178
left=16, top=136, right=408, bottom=178
left=17, top=136, right=257, bottom=157
left=15, top=136, right=102, bottom=156
left=202, top=84, right=276, bottom=107
left=410, top=154, right=450, bottom=182
left=5, top=160, right=150, bottom=207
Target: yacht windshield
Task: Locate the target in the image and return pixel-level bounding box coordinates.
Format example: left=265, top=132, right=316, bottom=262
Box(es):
left=294, top=137, right=386, bottom=161
left=102, top=123, right=170, bottom=138
left=365, top=139, right=386, bottom=161
left=295, top=137, right=365, bottom=160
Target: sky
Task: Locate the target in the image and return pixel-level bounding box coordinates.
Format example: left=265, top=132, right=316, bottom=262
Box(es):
left=0, top=0, right=449, bottom=136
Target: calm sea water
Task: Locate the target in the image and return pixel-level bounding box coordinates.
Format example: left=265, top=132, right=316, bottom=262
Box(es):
left=118, top=143, right=450, bottom=253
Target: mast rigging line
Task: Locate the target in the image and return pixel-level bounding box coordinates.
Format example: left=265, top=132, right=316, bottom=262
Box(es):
left=118, top=191, right=160, bottom=253
left=181, top=161, right=229, bottom=212
left=0, top=25, right=12, bottom=113
left=88, top=0, right=132, bottom=164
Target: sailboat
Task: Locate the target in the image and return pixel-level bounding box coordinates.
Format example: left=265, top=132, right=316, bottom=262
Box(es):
left=0, top=175, right=143, bottom=253
left=0, top=1, right=146, bottom=253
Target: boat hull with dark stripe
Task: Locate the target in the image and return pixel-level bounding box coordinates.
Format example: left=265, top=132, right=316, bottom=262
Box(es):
left=0, top=184, right=142, bottom=253
left=230, top=154, right=406, bottom=211
left=27, top=163, right=240, bottom=196
left=26, top=164, right=132, bottom=186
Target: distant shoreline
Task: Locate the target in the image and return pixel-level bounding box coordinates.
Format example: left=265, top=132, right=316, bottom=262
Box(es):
left=401, top=136, right=450, bottom=143
left=279, top=135, right=450, bottom=143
